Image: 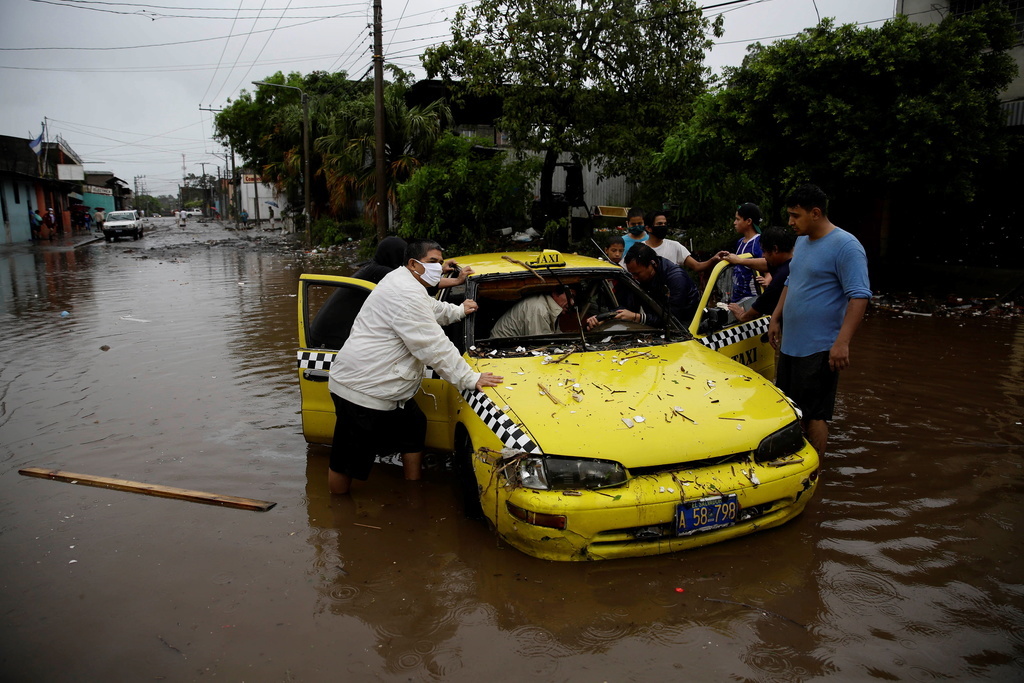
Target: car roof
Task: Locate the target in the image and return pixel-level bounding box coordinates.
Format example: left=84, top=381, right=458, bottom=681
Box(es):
left=454, top=250, right=619, bottom=277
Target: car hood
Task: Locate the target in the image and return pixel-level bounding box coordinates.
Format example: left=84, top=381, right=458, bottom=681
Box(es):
left=468, top=341, right=799, bottom=468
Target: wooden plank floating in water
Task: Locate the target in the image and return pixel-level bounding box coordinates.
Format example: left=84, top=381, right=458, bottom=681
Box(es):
left=18, top=468, right=276, bottom=512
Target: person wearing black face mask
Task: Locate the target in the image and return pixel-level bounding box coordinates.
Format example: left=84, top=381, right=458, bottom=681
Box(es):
left=645, top=211, right=720, bottom=273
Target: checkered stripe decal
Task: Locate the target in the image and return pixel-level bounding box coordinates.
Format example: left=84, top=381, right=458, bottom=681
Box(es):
left=297, top=350, right=334, bottom=371
left=697, top=316, right=770, bottom=352
left=461, top=390, right=542, bottom=455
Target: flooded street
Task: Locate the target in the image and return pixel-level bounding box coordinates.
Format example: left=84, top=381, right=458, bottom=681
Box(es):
left=1, top=220, right=1022, bottom=681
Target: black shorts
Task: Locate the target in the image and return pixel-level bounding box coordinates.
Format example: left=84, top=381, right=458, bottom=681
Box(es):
left=776, top=351, right=839, bottom=422
left=329, top=392, right=426, bottom=480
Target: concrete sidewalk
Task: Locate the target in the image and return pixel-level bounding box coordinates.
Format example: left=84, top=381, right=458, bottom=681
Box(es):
left=0, top=230, right=102, bottom=256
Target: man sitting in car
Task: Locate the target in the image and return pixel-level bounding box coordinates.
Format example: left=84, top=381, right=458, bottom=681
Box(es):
left=489, top=286, right=571, bottom=338
left=587, top=243, right=699, bottom=329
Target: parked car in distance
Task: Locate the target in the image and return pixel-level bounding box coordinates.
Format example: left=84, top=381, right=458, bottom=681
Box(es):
left=102, top=210, right=143, bottom=241
left=297, top=250, right=819, bottom=561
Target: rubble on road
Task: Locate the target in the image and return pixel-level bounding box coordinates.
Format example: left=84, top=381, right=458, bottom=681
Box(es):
left=871, top=293, right=1023, bottom=320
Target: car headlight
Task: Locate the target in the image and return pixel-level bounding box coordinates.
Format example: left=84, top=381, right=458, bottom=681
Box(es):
left=516, top=456, right=627, bottom=490
left=754, top=421, right=806, bottom=463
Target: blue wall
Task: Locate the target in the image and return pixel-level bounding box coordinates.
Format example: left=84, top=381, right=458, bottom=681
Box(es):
left=82, top=192, right=115, bottom=213
left=1, top=178, right=35, bottom=244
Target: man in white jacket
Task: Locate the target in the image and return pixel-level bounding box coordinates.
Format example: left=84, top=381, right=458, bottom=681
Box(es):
left=327, top=238, right=503, bottom=494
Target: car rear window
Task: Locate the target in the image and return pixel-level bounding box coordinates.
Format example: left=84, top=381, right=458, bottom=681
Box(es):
left=107, top=212, right=135, bottom=221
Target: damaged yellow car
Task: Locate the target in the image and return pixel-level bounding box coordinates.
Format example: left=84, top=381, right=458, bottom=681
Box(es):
left=297, top=250, right=818, bottom=561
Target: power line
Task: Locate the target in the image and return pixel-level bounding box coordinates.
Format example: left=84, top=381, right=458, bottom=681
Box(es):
left=0, top=13, right=355, bottom=51
left=29, top=0, right=364, bottom=12
left=27, top=0, right=361, bottom=20
left=207, top=0, right=270, bottom=106
left=0, top=51, right=350, bottom=74
left=223, top=0, right=297, bottom=101
left=199, top=0, right=246, bottom=107
left=385, top=0, right=412, bottom=53
left=326, top=0, right=372, bottom=74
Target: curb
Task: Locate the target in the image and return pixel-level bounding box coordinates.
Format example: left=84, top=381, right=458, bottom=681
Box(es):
left=74, top=236, right=105, bottom=249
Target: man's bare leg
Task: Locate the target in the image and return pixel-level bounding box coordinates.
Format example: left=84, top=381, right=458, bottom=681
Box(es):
left=805, top=419, right=829, bottom=457
left=402, top=452, right=423, bottom=481
left=328, top=468, right=352, bottom=494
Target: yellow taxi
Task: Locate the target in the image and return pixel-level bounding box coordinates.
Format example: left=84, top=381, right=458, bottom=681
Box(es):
left=297, top=250, right=818, bottom=561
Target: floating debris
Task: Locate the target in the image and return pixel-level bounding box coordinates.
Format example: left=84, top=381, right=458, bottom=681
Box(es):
left=622, top=417, right=635, bottom=428
left=538, top=383, right=562, bottom=405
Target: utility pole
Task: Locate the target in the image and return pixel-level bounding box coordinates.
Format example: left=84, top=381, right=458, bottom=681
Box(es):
left=199, top=162, right=209, bottom=216
left=229, top=143, right=237, bottom=229
left=373, top=0, right=387, bottom=240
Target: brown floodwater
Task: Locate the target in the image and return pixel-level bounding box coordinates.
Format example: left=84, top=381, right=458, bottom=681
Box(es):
left=1, top=220, right=1022, bottom=681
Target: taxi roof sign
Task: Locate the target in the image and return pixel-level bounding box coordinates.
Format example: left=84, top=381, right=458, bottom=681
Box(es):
left=524, top=250, right=567, bottom=268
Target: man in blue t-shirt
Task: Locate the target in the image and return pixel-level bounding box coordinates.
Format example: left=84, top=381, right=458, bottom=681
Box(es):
left=767, top=184, right=871, bottom=456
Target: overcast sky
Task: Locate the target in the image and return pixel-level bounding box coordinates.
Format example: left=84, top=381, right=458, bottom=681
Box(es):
left=0, top=0, right=897, bottom=196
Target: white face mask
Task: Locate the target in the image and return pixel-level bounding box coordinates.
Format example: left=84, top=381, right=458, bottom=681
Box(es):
left=416, top=260, right=443, bottom=286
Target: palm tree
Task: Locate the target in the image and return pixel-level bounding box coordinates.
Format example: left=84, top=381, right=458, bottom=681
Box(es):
left=316, top=79, right=452, bottom=231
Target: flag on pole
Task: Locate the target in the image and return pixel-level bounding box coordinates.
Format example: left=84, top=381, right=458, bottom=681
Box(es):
left=29, top=132, right=43, bottom=156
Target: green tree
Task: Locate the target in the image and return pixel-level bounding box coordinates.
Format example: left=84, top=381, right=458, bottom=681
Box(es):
left=315, top=72, right=452, bottom=231
left=396, top=132, right=541, bottom=252
left=133, top=194, right=163, bottom=216
left=213, top=70, right=372, bottom=220
left=422, top=0, right=722, bottom=207
left=656, top=7, right=1019, bottom=256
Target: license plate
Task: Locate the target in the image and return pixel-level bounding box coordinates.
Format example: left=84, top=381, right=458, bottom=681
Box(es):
left=676, top=495, right=739, bottom=536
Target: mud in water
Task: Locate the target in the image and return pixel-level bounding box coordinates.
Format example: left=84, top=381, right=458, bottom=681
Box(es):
left=1, top=220, right=1022, bottom=680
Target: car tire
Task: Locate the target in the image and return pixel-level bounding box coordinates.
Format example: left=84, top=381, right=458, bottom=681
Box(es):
left=104, top=235, right=111, bottom=242
left=454, top=429, right=484, bottom=519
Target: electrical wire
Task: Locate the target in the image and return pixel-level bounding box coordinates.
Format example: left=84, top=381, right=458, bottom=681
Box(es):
left=199, top=0, right=246, bottom=107
left=26, top=0, right=359, bottom=20
left=0, top=13, right=357, bottom=51
left=207, top=0, right=270, bottom=106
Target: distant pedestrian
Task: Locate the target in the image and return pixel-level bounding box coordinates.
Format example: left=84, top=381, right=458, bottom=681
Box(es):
left=93, top=207, right=106, bottom=234
left=767, top=184, right=872, bottom=456
left=30, top=209, right=43, bottom=240
left=240, top=209, right=249, bottom=227
left=43, top=208, right=59, bottom=239
left=178, top=210, right=187, bottom=228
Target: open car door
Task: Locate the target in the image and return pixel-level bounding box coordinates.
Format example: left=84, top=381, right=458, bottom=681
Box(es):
left=688, top=259, right=776, bottom=380
left=297, top=275, right=375, bottom=444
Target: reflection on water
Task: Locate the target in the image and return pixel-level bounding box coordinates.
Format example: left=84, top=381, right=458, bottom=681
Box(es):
left=1, top=238, right=1022, bottom=680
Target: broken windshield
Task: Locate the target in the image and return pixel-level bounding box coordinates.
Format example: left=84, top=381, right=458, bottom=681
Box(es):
left=465, top=268, right=692, bottom=358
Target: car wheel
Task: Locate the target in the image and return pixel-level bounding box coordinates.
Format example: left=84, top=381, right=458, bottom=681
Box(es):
left=454, top=429, right=484, bottom=519
left=104, top=235, right=111, bottom=242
